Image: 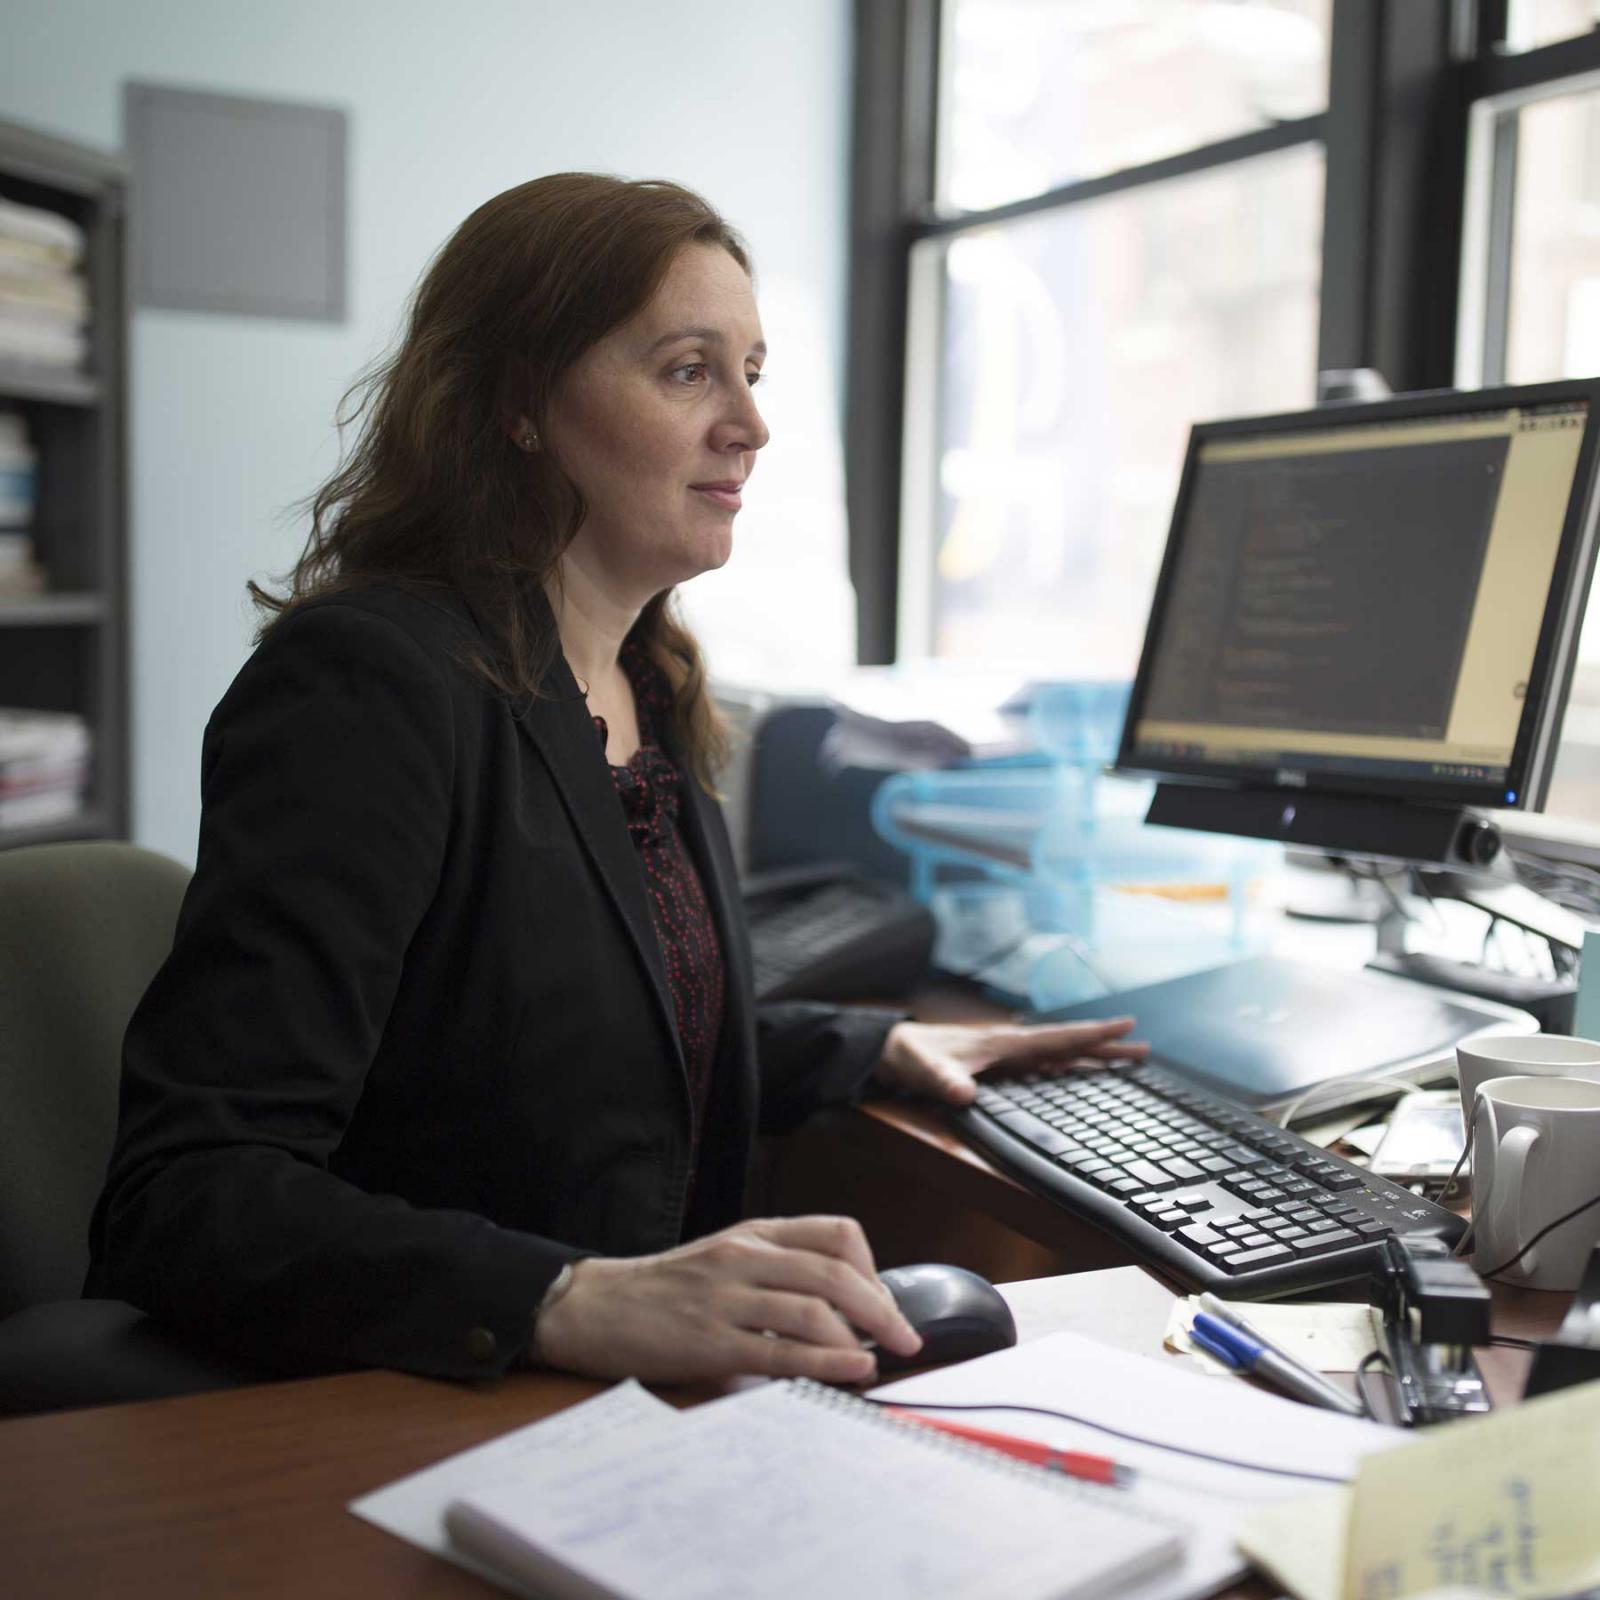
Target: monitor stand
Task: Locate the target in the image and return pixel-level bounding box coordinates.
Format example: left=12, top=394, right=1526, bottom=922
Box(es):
left=1366, top=868, right=1582, bottom=1034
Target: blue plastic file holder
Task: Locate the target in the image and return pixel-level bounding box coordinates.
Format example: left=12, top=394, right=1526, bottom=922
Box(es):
left=869, top=682, right=1277, bottom=1007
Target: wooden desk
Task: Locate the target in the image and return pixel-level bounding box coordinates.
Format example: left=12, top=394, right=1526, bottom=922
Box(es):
left=1, top=1100, right=1573, bottom=1599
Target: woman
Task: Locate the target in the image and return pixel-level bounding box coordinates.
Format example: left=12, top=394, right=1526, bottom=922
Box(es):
left=88, top=174, right=1145, bottom=1388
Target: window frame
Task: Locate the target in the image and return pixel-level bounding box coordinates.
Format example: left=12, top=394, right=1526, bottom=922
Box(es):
left=1455, top=36, right=1600, bottom=387
left=847, top=0, right=1483, bottom=664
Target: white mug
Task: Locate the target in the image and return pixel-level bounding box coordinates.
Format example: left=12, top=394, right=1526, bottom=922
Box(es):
left=1455, top=1033, right=1600, bottom=1127
left=1470, top=1074, right=1600, bottom=1291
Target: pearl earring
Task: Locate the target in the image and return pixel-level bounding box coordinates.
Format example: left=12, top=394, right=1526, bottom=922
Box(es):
left=522, top=430, right=538, bottom=451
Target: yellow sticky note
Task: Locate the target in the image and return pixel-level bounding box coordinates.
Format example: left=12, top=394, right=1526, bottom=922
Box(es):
left=1236, top=1487, right=1350, bottom=1600
left=1342, top=1379, right=1600, bottom=1600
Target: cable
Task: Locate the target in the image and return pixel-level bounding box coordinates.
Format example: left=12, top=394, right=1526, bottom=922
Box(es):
left=858, top=1396, right=1351, bottom=1484
left=1476, top=1189, right=1600, bottom=1280
left=1272, top=1069, right=1425, bottom=1130
left=1489, top=1334, right=1537, bottom=1350
left=1354, top=1347, right=1393, bottom=1425
left=1436, top=1102, right=1478, bottom=1211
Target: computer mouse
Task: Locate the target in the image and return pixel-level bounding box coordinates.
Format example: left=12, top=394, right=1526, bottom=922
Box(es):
left=874, top=1262, right=1017, bottom=1374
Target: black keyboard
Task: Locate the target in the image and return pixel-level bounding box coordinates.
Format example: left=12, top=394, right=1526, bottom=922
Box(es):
left=959, top=1062, right=1467, bottom=1297
left=749, top=884, right=886, bottom=996
left=744, top=870, right=936, bottom=1003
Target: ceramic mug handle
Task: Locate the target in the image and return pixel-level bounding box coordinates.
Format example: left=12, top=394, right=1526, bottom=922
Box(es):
left=1482, top=1113, right=1540, bottom=1279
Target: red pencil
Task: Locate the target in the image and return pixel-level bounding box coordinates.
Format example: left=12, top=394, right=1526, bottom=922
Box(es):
left=892, top=1411, right=1134, bottom=1487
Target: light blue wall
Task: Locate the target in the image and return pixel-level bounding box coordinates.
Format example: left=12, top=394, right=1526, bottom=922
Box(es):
left=0, top=0, right=854, bottom=864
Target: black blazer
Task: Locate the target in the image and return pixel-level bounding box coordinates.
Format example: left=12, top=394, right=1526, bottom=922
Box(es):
left=87, top=585, right=898, bottom=1381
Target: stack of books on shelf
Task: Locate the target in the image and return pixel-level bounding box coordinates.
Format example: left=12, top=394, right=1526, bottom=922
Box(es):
left=0, top=195, right=88, bottom=372
left=0, top=709, right=89, bottom=830
left=0, top=409, right=45, bottom=595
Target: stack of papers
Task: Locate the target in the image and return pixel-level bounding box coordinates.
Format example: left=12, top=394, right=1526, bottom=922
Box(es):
left=355, top=1369, right=1183, bottom=1600
left=869, top=1330, right=1400, bottom=1600
left=354, top=1330, right=1399, bottom=1600
left=0, top=410, right=43, bottom=596
left=0, top=709, right=89, bottom=828
left=0, top=197, right=87, bottom=372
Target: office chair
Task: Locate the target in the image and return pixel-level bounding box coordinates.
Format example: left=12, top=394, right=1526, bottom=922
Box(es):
left=0, top=840, right=269, bottom=1415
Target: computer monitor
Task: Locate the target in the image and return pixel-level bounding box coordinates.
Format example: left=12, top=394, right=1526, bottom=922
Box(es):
left=1116, top=379, right=1600, bottom=864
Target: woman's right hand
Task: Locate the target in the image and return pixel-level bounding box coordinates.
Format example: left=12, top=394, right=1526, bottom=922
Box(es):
left=531, top=1215, right=923, bottom=1385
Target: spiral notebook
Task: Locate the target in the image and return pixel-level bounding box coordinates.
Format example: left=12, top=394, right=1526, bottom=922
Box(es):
left=443, top=1378, right=1185, bottom=1600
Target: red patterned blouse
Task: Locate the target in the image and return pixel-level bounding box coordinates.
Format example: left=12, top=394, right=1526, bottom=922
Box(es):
left=593, top=641, right=726, bottom=1173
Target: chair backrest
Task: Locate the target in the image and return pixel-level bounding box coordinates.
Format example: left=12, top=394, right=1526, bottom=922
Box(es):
left=0, top=841, right=190, bottom=1317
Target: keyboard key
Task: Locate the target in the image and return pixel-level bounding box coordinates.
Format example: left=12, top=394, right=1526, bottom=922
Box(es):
left=1307, top=1218, right=1342, bottom=1234
left=1220, top=1243, right=1295, bottom=1272
left=1219, top=1145, right=1265, bottom=1167
left=1252, top=1188, right=1287, bottom=1205
left=1106, top=1176, right=1146, bottom=1196
left=1030, top=1127, right=1081, bottom=1157
left=1077, top=1165, right=1126, bottom=1190
left=1237, top=1232, right=1273, bottom=1250
left=994, top=1109, right=1059, bottom=1145
left=1171, top=1190, right=1213, bottom=1211
left=1124, top=1160, right=1178, bottom=1190
left=1196, top=1155, right=1235, bottom=1175
left=1290, top=1228, right=1361, bottom=1256
left=1146, top=1211, right=1188, bottom=1232
left=1158, top=1157, right=1206, bottom=1182
left=1178, top=1222, right=1228, bottom=1251
left=1320, top=1171, right=1366, bottom=1191
left=1352, top=1218, right=1390, bottom=1236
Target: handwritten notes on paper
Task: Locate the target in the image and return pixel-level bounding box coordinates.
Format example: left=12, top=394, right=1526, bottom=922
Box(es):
left=1342, top=1379, right=1600, bottom=1600
left=1238, top=1377, right=1600, bottom=1600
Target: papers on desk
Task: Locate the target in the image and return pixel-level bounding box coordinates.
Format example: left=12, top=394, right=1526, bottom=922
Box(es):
left=352, top=1282, right=1599, bottom=1600
left=350, top=1379, right=676, bottom=1588
left=1238, top=1378, right=1600, bottom=1600
left=869, top=1330, right=1402, bottom=1600
left=354, top=1370, right=1184, bottom=1600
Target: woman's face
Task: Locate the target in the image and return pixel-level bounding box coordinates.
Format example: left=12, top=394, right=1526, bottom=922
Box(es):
left=546, top=242, right=769, bottom=601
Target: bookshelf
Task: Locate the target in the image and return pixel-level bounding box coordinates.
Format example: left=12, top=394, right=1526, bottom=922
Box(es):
left=0, top=116, right=129, bottom=848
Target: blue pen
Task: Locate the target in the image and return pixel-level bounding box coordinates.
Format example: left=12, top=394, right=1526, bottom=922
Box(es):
left=1189, top=1311, right=1367, bottom=1417
left=1187, top=1315, right=1245, bottom=1369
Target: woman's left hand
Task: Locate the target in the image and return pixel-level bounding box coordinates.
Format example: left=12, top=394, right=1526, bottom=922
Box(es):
left=873, top=1016, right=1149, bottom=1106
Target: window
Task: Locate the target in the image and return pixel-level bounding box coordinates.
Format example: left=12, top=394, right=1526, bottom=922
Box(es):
left=939, top=0, right=1331, bottom=208
left=1459, top=52, right=1600, bottom=823
left=897, top=0, right=1330, bottom=669
left=923, top=145, right=1322, bottom=668
left=1504, top=0, right=1600, bottom=53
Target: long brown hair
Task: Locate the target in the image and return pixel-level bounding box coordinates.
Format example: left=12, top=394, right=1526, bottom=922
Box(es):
left=250, top=173, right=744, bottom=787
